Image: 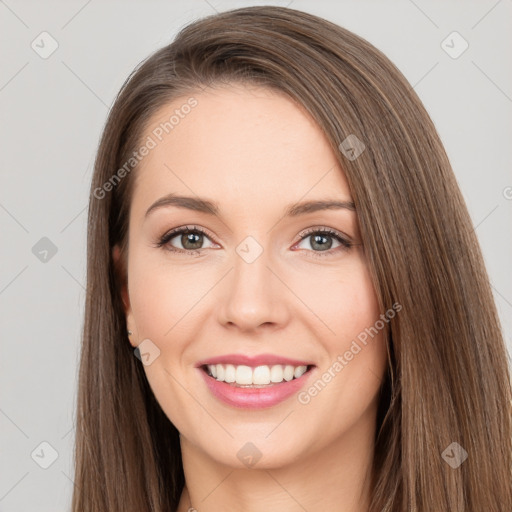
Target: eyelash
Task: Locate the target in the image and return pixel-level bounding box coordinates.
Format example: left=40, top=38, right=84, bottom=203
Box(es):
left=155, top=225, right=354, bottom=259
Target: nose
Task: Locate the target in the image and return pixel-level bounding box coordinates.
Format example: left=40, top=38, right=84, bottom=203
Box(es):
left=217, top=243, right=290, bottom=332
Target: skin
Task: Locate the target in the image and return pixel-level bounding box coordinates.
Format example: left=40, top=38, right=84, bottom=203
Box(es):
left=113, top=84, right=388, bottom=512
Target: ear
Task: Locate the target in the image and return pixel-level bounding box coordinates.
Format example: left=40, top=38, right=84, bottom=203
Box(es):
left=112, top=244, right=137, bottom=347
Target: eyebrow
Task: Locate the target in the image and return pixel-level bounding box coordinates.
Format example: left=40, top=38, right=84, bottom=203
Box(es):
left=144, top=193, right=356, bottom=218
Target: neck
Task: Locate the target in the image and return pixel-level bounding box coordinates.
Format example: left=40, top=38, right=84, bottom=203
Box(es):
left=176, top=410, right=376, bottom=512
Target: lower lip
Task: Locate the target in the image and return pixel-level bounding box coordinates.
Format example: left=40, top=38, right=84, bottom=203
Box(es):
left=198, top=366, right=315, bottom=409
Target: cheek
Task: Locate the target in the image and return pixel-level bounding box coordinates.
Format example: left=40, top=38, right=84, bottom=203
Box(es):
left=293, top=258, right=380, bottom=341
left=295, top=264, right=387, bottom=443
left=296, top=259, right=386, bottom=394
left=127, top=254, right=202, bottom=422
left=128, top=251, right=208, bottom=341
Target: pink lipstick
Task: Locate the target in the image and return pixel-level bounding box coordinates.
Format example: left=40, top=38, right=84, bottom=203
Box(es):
left=196, top=353, right=316, bottom=409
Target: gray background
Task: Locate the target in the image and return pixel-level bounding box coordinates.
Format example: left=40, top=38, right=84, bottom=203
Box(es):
left=1, top=0, right=511, bottom=509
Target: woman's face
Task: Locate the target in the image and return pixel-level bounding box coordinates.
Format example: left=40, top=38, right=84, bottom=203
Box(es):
left=115, top=84, right=388, bottom=469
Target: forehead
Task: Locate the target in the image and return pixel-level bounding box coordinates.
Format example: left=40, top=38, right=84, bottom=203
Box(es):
left=131, top=84, right=352, bottom=219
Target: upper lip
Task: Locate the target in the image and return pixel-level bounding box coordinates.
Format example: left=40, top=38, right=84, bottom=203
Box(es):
left=195, top=353, right=315, bottom=368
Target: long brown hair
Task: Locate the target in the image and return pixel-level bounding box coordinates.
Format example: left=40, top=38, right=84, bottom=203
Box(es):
left=73, top=6, right=512, bottom=511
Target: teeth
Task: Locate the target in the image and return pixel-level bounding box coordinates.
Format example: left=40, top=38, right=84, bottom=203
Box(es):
left=224, top=364, right=236, bottom=383
left=270, top=365, right=284, bottom=383
left=236, top=365, right=253, bottom=385
left=283, top=365, right=295, bottom=381
left=206, top=364, right=309, bottom=385
left=253, top=365, right=270, bottom=384
left=294, top=366, right=307, bottom=378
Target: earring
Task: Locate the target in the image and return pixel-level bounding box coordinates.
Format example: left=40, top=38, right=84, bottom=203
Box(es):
left=127, top=330, right=133, bottom=336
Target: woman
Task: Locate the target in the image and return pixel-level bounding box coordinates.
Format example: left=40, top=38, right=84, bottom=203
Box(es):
left=73, top=5, right=512, bottom=511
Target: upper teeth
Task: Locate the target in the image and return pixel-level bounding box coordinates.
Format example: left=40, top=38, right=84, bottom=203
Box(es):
left=207, top=364, right=308, bottom=385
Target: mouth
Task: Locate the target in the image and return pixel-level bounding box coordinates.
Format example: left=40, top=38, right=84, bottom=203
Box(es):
left=195, top=354, right=317, bottom=408
left=200, top=363, right=316, bottom=388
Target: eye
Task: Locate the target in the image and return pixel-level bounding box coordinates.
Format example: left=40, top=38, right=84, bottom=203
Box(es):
left=156, top=225, right=217, bottom=255
left=293, top=227, right=353, bottom=258
left=155, top=225, right=355, bottom=258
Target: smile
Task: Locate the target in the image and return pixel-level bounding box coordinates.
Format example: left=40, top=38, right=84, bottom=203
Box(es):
left=197, top=359, right=316, bottom=409
left=202, top=363, right=311, bottom=387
